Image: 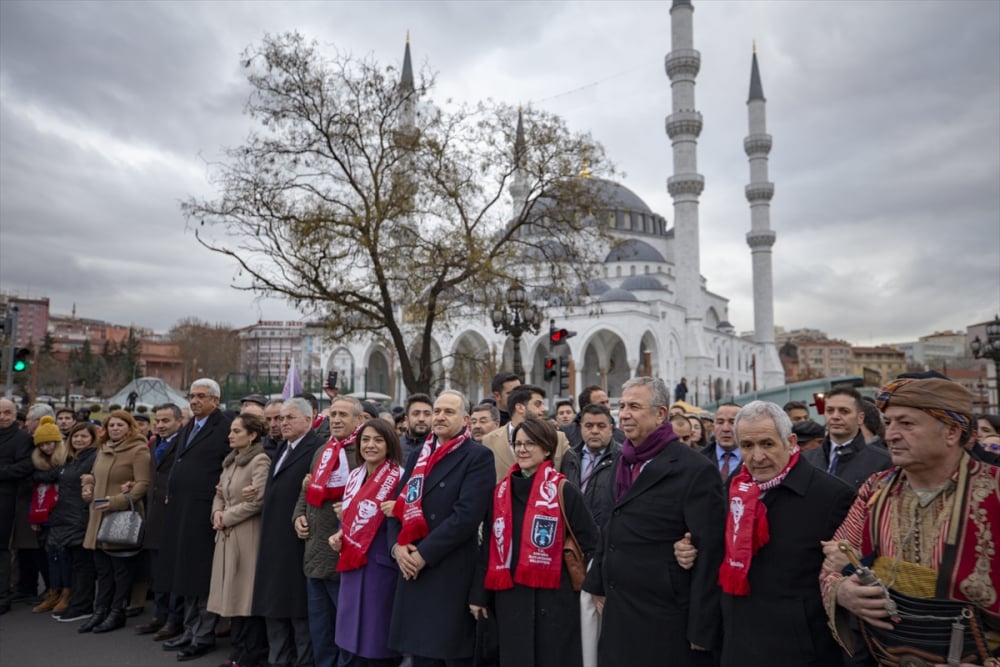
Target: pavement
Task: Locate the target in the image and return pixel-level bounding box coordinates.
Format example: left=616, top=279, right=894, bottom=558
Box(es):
left=0, top=601, right=231, bottom=667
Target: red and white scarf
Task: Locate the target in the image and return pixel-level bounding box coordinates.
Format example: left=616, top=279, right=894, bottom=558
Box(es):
left=337, top=460, right=402, bottom=572
left=485, top=461, right=565, bottom=590
left=28, top=483, right=58, bottom=525
left=392, top=427, right=470, bottom=545
left=305, top=425, right=361, bottom=508
left=718, top=448, right=800, bottom=596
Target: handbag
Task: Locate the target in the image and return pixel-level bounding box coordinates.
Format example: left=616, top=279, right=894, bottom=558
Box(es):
left=472, top=612, right=500, bottom=667
left=96, top=493, right=144, bottom=548
left=557, top=480, right=586, bottom=592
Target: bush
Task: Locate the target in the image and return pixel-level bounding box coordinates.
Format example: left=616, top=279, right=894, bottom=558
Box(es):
left=109, top=404, right=122, bottom=411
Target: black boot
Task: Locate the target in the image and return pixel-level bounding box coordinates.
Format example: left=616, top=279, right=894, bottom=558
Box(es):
left=92, top=608, right=126, bottom=633
left=78, top=607, right=109, bottom=633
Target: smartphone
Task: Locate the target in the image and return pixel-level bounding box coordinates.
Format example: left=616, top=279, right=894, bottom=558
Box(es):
left=327, top=371, right=339, bottom=390
left=93, top=497, right=110, bottom=509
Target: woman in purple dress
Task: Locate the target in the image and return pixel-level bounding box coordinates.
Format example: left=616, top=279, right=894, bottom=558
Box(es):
left=328, top=418, right=403, bottom=667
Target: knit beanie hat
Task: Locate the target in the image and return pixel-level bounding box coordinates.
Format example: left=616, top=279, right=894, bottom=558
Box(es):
left=34, top=416, right=63, bottom=446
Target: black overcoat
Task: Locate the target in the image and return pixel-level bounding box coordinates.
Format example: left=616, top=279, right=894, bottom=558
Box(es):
left=154, top=409, right=232, bottom=597
left=584, top=434, right=726, bottom=667
left=251, top=430, right=323, bottom=619
left=802, top=431, right=891, bottom=490
left=386, top=439, right=495, bottom=660
left=470, top=473, right=599, bottom=667
left=46, top=447, right=96, bottom=550
left=143, top=433, right=179, bottom=552
left=720, top=459, right=854, bottom=666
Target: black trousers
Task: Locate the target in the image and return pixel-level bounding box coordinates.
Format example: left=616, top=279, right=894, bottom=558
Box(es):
left=0, top=494, right=14, bottom=606
left=64, top=545, right=96, bottom=613
left=93, top=550, right=137, bottom=611
left=231, top=615, right=269, bottom=666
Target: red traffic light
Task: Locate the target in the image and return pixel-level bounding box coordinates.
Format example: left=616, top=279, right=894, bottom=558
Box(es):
left=544, top=358, right=557, bottom=370
left=550, top=329, right=569, bottom=344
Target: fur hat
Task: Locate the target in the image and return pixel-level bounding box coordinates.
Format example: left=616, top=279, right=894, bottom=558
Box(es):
left=33, top=416, right=63, bottom=446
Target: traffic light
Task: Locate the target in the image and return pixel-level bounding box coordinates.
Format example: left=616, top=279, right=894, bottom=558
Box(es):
left=549, top=320, right=577, bottom=348
left=558, top=356, right=571, bottom=394
left=543, top=357, right=557, bottom=382
left=12, top=348, right=30, bottom=373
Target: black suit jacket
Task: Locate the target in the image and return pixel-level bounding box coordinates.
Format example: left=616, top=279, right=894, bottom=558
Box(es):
left=154, top=409, right=233, bottom=597
left=386, top=438, right=495, bottom=660
left=720, top=459, right=854, bottom=666
left=802, top=430, right=891, bottom=490
left=584, top=434, right=727, bottom=666
left=252, top=430, right=323, bottom=618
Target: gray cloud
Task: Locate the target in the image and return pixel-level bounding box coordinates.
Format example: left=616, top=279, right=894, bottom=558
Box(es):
left=1, top=0, right=997, bottom=343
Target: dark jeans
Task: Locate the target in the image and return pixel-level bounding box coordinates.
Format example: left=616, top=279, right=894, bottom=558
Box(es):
left=64, top=545, right=96, bottom=613
left=49, top=545, right=73, bottom=589
left=231, top=615, right=268, bottom=666
left=93, top=550, right=137, bottom=611
left=307, top=577, right=340, bottom=667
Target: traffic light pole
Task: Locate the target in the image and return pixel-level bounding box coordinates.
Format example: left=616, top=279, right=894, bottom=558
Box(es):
left=3, top=307, right=18, bottom=399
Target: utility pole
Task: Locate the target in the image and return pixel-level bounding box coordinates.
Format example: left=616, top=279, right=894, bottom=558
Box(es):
left=3, top=306, right=19, bottom=399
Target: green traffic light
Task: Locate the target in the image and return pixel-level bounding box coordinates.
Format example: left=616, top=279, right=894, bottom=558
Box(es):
left=13, top=360, right=27, bottom=372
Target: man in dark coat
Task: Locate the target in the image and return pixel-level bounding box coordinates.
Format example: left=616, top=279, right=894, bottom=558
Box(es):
left=802, top=385, right=891, bottom=490
left=700, top=402, right=743, bottom=479
left=252, top=396, right=324, bottom=667
left=156, top=380, right=233, bottom=660
left=571, top=403, right=622, bottom=530
left=138, top=402, right=184, bottom=639
left=562, top=385, right=625, bottom=449
left=583, top=377, right=725, bottom=667
left=387, top=390, right=495, bottom=666
left=678, top=401, right=855, bottom=666
left=0, top=398, right=34, bottom=615
left=400, top=393, right=433, bottom=463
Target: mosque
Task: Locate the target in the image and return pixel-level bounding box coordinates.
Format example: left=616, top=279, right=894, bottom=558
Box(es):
left=317, top=0, right=784, bottom=405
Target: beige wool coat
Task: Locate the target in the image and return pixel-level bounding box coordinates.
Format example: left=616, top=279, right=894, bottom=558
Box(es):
left=82, top=435, right=151, bottom=551
left=207, top=444, right=270, bottom=618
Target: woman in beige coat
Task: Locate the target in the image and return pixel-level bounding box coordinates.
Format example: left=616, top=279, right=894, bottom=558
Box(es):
left=78, top=410, right=150, bottom=634
left=207, top=413, right=271, bottom=667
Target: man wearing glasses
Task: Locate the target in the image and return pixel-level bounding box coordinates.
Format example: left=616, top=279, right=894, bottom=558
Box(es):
left=583, top=377, right=726, bottom=667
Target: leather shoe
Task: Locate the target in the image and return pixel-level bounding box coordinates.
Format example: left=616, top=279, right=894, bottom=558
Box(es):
left=177, top=644, right=214, bottom=662
left=153, top=623, right=183, bottom=641
left=163, top=636, right=191, bottom=651
left=135, top=618, right=166, bottom=635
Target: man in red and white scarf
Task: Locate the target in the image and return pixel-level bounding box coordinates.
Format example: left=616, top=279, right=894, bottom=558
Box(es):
left=386, top=390, right=496, bottom=667
left=678, top=400, right=854, bottom=667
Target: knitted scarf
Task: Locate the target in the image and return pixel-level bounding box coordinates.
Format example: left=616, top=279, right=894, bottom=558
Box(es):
left=485, top=461, right=565, bottom=590
left=305, top=424, right=361, bottom=507
left=337, top=459, right=402, bottom=571
left=615, top=422, right=676, bottom=501
left=393, top=427, right=470, bottom=545
left=718, top=448, right=800, bottom=595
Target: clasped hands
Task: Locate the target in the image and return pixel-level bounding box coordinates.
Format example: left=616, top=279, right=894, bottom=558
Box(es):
left=392, top=543, right=426, bottom=580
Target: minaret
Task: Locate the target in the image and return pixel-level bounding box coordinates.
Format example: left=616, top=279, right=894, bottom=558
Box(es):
left=744, top=46, right=784, bottom=387
left=510, top=108, right=528, bottom=218
left=665, top=0, right=711, bottom=390
left=399, top=31, right=415, bottom=129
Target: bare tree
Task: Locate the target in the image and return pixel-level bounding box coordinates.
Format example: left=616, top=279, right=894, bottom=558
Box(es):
left=168, top=317, right=240, bottom=386
left=184, top=33, right=615, bottom=394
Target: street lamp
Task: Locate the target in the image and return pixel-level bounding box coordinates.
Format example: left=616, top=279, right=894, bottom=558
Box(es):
left=492, top=282, right=542, bottom=379
left=970, top=314, right=1000, bottom=411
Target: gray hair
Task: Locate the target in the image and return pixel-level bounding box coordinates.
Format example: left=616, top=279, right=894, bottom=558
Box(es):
left=472, top=402, right=501, bottom=423
left=331, top=396, right=363, bottom=418
left=190, top=378, right=221, bottom=398
left=283, top=397, right=313, bottom=420
left=621, top=377, right=670, bottom=410
left=437, top=390, right=470, bottom=416
left=735, top=400, right=793, bottom=444
left=264, top=398, right=284, bottom=408
left=27, top=404, right=55, bottom=420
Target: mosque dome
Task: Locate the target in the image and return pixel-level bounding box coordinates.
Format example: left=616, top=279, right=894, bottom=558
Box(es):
left=598, top=288, right=639, bottom=303
left=604, top=239, right=666, bottom=263
left=576, top=278, right=611, bottom=296
left=620, top=275, right=666, bottom=291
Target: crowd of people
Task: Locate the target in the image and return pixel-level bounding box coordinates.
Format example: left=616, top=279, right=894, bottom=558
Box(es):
left=0, top=368, right=998, bottom=667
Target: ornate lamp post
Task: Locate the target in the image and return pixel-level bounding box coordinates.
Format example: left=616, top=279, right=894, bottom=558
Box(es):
left=492, top=282, right=542, bottom=380
left=970, top=314, right=1000, bottom=411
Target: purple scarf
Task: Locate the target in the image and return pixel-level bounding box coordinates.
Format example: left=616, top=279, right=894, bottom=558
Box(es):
left=615, top=422, right=677, bottom=501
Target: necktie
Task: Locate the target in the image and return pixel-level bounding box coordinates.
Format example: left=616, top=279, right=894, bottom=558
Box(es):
left=185, top=421, right=202, bottom=449
left=582, top=453, right=598, bottom=492
left=828, top=446, right=847, bottom=475
left=720, top=451, right=732, bottom=480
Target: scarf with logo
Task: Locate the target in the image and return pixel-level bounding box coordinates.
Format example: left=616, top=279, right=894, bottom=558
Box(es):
left=486, top=461, right=566, bottom=590
left=305, top=424, right=361, bottom=507
left=718, top=447, right=800, bottom=595
left=393, top=427, right=470, bottom=545
left=337, top=459, right=402, bottom=572
left=28, top=483, right=58, bottom=525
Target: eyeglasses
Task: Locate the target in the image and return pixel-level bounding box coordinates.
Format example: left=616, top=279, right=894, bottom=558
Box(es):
left=512, top=441, right=540, bottom=450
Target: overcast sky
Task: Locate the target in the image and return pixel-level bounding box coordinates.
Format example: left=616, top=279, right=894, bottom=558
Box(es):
left=1, top=0, right=997, bottom=345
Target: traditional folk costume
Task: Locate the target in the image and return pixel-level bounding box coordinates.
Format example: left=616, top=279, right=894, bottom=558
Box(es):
left=821, top=377, right=1000, bottom=666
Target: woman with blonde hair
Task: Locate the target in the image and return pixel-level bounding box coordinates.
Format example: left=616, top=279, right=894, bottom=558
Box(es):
left=78, top=410, right=150, bottom=633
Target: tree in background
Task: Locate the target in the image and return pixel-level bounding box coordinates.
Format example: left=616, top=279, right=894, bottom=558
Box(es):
left=184, top=33, right=616, bottom=395
left=168, top=317, right=240, bottom=386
